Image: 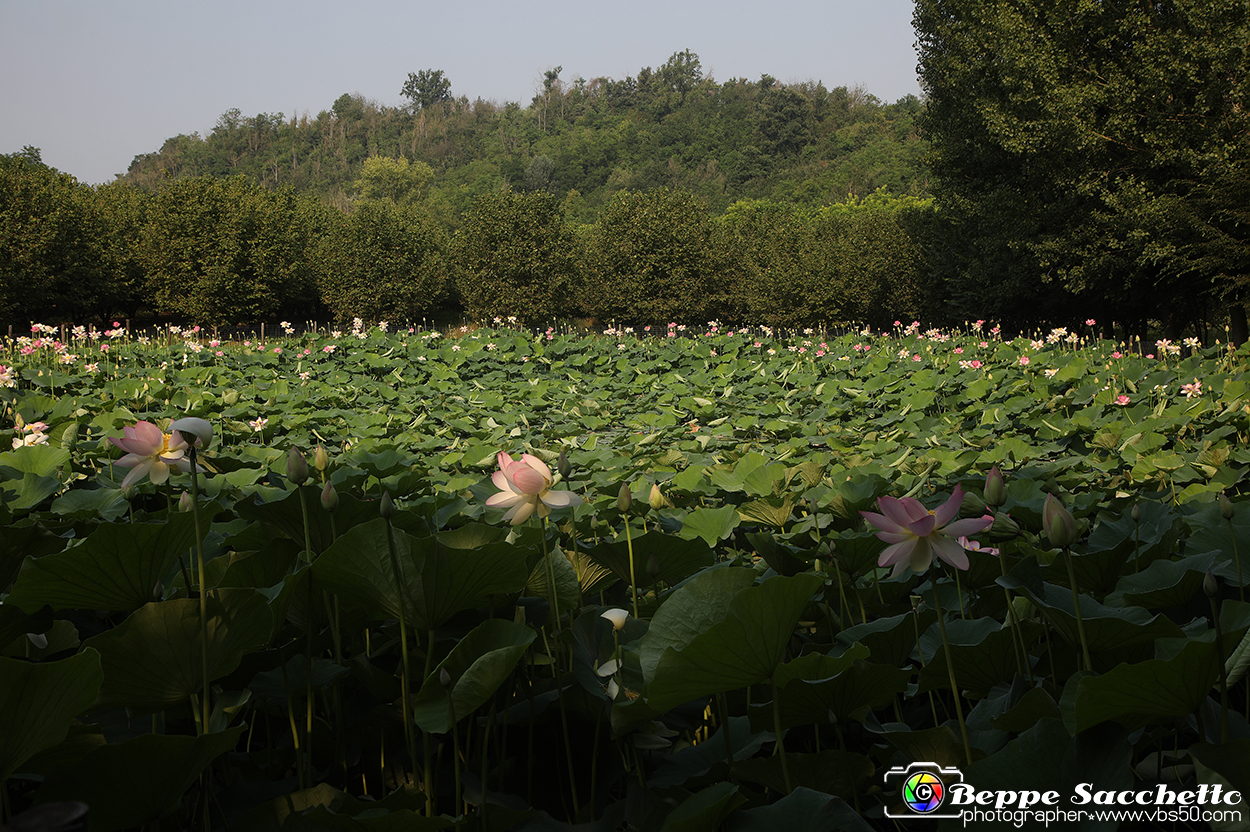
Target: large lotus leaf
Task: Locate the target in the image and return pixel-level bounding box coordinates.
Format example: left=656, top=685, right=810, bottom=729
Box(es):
left=642, top=572, right=823, bottom=713
left=584, top=532, right=715, bottom=588
left=990, top=687, right=1063, bottom=733
left=640, top=567, right=757, bottom=684
left=705, top=453, right=771, bottom=493
left=311, top=518, right=530, bottom=632
left=2, top=618, right=78, bottom=659
left=1086, top=499, right=1180, bottom=569
left=834, top=608, right=938, bottom=668
left=829, top=532, right=887, bottom=577
left=725, top=787, right=873, bottom=832
left=1072, top=638, right=1221, bottom=732
left=0, top=444, right=71, bottom=479
left=648, top=716, right=772, bottom=789
left=0, top=472, right=61, bottom=512
left=916, top=616, right=1039, bottom=698
left=660, top=782, right=745, bottom=832
left=754, top=658, right=912, bottom=732
left=234, top=485, right=383, bottom=557
left=1189, top=741, right=1250, bottom=832
left=49, top=486, right=128, bottom=521
left=248, top=655, right=351, bottom=704
left=826, top=472, right=891, bottom=529
left=412, top=619, right=536, bottom=734
left=0, top=649, right=103, bottom=782
left=868, top=723, right=967, bottom=768
left=524, top=547, right=581, bottom=621
left=5, top=509, right=208, bottom=613
left=0, top=521, right=67, bottom=593
left=34, top=727, right=244, bottom=832
left=733, top=750, right=874, bottom=799
left=999, top=560, right=1185, bottom=652
left=960, top=719, right=1131, bottom=829
left=679, top=505, right=740, bottom=547
left=1104, top=552, right=1214, bottom=609
left=83, top=589, right=273, bottom=713
left=0, top=604, right=53, bottom=651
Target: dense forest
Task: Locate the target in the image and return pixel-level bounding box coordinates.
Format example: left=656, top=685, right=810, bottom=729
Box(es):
left=121, top=51, right=929, bottom=224
left=4, top=13, right=1249, bottom=341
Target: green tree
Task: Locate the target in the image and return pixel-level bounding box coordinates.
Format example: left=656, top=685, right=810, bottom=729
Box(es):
left=317, top=201, right=449, bottom=323
left=353, top=156, right=434, bottom=205
left=139, top=176, right=318, bottom=322
left=452, top=190, right=578, bottom=322
left=915, top=0, right=1250, bottom=332
left=401, top=69, right=452, bottom=111
left=0, top=152, right=100, bottom=323
left=579, top=189, right=731, bottom=323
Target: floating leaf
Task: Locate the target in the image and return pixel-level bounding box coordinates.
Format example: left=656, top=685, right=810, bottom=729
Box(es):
left=412, top=619, right=536, bottom=734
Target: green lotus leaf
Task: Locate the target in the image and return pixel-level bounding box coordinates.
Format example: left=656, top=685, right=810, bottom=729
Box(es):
left=1072, top=638, right=1221, bottom=732
left=83, top=588, right=273, bottom=713
left=311, top=518, right=529, bottom=631
left=412, top=619, right=536, bottom=734
left=642, top=571, right=823, bottom=713
left=5, top=509, right=209, bottom=613
left=679, top=505, right=740, bottom=547
left=0, top=649, right=103, bottom=783
left=1105, top=552, right=1214, bottom=609
left=660, top=781, right=745, bottom=832
left=725, top=787, right=873, bottom=832
left=34, top=727, right=244, bottom=832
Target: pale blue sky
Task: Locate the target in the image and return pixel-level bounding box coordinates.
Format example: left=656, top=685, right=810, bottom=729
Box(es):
left=2, top=0, right=922, bottom=184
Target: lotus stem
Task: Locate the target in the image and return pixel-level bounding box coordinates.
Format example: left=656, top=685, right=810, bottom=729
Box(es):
left=624, top=518, right=639, bottom=618
left=187, top=444, right=211, bottom=737
left=382, top=500, right=419, bottom=802
left=770, top=675, right=793, bottom=793
left=1061, top=546, right=1094, bottom=672
left=931, top=572, right=974, bottom=767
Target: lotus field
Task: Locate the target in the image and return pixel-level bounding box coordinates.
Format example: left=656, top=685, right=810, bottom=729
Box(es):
left=3, top=319, right=1250, bottom=831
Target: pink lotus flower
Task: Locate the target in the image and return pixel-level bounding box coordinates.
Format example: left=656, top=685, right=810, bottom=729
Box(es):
left=108, top=421, right=199, bottom=488
left=1116, top=394, right=1130, bottom=405
left=860, top=486, right=993, bottom=577
left=486, top=452, right=582, bottom=525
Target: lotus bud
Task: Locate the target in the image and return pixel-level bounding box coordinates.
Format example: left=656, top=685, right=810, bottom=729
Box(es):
left=321, top=480, right=339, bottom=512
left=170, top=416, right=213, bottom=450
left=1131, top=503, right=1142, bottom=522
left=961, top=490, right=987, bottom=517
left=557, top=449, right=571, bottom=480
left=617, top=482, right=632, bottom=512
left=649, top=484, right=667, bottom=510
left=1204, top=568, right=1219, bottom=599
left=987, top=512, right=1021, bottom=542
left=380, top=491, right=394, bottom=519
left=984, top=466, right=1007, bottom=507
left=152, top=580, right=163, bottom=600
left=26, top=632, right=48, bottom=650
left=1220, top=493, right=1235, bottom=521
left=121, top=483, right=136, bottom=501
left=439, top=667, right=452, bottom=688
left=646, top=553, right=660, bottom=579
left=1043, top=494, right=1078, bottom=547
left=601, top=608, right=629, bottom=630
left=313, top=445, right=329, bottom=472
left=286, top=447, right=309, bottom=485
left=178, top=490, right=194, bottom=512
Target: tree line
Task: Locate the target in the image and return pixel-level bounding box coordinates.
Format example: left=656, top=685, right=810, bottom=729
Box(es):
left=120, top=51, right=928, bottom=224
left=0, top=151, right=933, bottom=329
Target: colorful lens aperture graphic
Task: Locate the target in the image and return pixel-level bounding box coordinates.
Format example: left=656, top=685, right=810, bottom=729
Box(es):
left=902, top=771, right=945, bottom=813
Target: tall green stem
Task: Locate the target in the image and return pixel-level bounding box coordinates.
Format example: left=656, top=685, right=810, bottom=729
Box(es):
left=1061, top=547, right=1093, bottom=672
left=931, top=574, right=974, bottom=766
left=187, top=445, right=210, bottom=736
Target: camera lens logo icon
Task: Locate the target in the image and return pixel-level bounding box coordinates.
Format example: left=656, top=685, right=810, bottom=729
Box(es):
left=902, top=770, right=946, bottom=814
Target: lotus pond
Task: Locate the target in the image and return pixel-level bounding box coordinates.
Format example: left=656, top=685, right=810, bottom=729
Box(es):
left=2, top=321, right=1250, bottom=831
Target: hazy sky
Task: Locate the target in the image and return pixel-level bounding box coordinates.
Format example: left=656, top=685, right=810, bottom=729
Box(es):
left=2, top=0, right=922, bottom=185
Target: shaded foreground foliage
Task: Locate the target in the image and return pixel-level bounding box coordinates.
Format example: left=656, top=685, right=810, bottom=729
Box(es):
left=2, top=322, right=1250, bottom=829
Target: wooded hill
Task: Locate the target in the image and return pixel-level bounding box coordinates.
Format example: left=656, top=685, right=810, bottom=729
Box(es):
left=120, top=51, right=929, bottom=224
